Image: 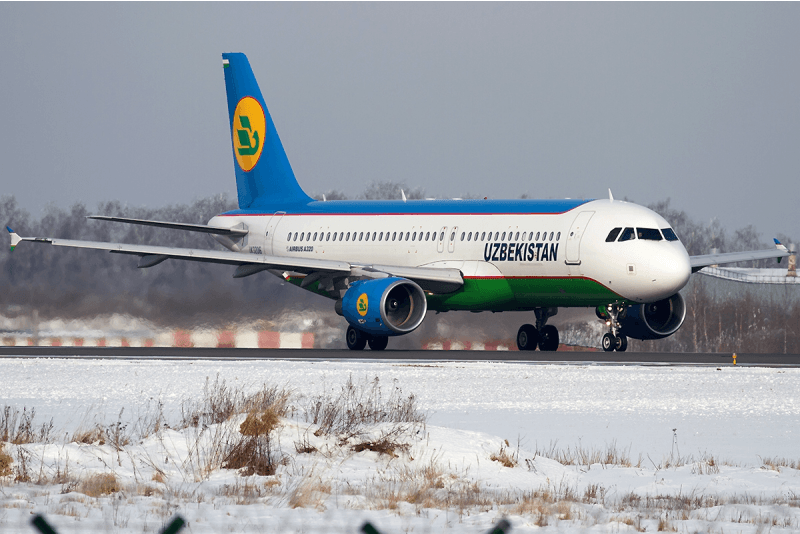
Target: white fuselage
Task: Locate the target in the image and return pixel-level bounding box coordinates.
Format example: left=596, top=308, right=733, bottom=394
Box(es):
left=209, top=199, right=691, bottom=307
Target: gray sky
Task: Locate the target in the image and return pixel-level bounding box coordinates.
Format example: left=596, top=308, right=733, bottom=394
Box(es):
left=1, top=3, right=798, bottom=242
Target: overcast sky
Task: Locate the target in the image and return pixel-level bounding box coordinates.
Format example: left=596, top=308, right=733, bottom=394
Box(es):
left=1, top=3, right=798, bottom=242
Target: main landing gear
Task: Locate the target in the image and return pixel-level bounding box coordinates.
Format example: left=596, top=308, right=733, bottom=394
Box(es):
left=346, top=325, right=389, bottom=351
left=598, top=303, right=628, bottom=352
left=517, top=307, right=560, bottom=351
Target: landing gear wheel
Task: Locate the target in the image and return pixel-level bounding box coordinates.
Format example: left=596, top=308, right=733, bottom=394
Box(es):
left=538, top=325, right=560, bottom=352
left=517, top=324, right=539, bottom=351
left=346, top=326, right=367, bottom=351
left=614, top=334, right=628, bottom=352
left=602, top=333, right=616, bottom=352
left=368, top=336, right=389, bottom=351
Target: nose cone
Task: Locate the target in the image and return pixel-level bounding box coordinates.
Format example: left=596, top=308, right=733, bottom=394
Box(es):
left=656, top=245, right=691, bottom=297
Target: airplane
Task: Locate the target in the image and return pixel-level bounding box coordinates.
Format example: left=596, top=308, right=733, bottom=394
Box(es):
left=6, top=53, right=791, bottom=352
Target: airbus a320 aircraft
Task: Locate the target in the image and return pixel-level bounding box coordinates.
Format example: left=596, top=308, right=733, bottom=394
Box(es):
left=7, top=53, right=791, bottom=352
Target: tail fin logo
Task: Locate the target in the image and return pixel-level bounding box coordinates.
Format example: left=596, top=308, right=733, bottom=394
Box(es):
left=232, top=97, right=266, bottom=172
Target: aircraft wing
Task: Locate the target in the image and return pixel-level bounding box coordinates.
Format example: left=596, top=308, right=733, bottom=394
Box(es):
left=6, top=228, right=463, bottom=293
left=86, top=216, right=248, bottom=236
left=690, top=239, right=791, bottom=273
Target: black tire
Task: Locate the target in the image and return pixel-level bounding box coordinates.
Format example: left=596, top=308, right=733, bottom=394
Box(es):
left=538, top=325, right=559, bottom=351
left=615, top=334, right=628, bottom=352
left=368, top=336, right=389, bottom=351
left=516, top=324, right=539, bottom=351
left=602, top=333, right=615, bottom=352
left=346, top=325, right=367, bottom=351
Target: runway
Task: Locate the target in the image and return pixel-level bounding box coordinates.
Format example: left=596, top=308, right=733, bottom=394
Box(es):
left=1, top=346, right=799, bottom=366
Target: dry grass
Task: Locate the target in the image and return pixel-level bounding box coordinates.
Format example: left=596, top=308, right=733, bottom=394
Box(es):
left=71, top=425, right=105, bottom=445
left=302, top=375, right=425, bottom=440
left=222, top=406, right=285, bottom=476
left=0, top=443, right=12, bottom=477
left=760, top=456, right=799, bottom=471
left=490, top=439, right=518, bottom=468
left=78, top=473, right=120, bottom=497
left=1, top=406, right=54, bottom=444
left=533, top=439, right=638, bottom=467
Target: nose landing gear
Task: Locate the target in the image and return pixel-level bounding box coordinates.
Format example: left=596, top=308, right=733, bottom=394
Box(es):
left=598, top=303, right=628, bottom=352
left=517, top=307, right=559, bottom=351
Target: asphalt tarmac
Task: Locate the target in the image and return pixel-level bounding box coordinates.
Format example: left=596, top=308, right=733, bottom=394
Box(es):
left=1, top=346, right=798, bottom=366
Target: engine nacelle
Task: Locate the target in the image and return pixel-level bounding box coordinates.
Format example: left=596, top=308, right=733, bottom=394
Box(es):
left=619, top=293, right=686, bottom=340
left=339, top=277, right=427, bottom=337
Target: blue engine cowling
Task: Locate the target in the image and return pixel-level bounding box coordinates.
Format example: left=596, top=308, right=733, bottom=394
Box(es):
left=619, top=293, right=687, bottom=340
left=339, top=277, right=427, bottom=337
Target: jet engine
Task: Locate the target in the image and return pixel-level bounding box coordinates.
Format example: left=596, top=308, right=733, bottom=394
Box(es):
left=619, top=293, right=686, bottom=340
left=338, top=277, right=427, bottom=337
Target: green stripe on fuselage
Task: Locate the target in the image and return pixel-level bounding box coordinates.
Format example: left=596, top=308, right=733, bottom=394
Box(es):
left=427, top=277, right=622, bottom=311
left=289, top=275, right=622, bottom=311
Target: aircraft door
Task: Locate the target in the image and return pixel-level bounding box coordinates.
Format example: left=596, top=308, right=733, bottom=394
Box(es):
left=448, top=226, right=458, bottom=253
left=265, top=211, right=285, bottom=255
left=437, top=226, right=447, bottom=253
left=565, top=211, right=595, bottom=265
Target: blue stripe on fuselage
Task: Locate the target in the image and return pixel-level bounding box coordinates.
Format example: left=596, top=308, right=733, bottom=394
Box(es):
left=221, top=198, right=592, bottom=216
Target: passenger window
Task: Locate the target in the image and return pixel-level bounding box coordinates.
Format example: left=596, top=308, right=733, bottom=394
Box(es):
left=412, top=232, right=417, bottom=241
left=346, top=232, right=350, bottom=241
left=372, top=232, right=377, bottom=240
left=450, top=231, right=455, bottom=241
left=359, top=232, right=363, bottom=241
left=637, top=228, right=662, bottom=241
left=605, top=228, right=622, bottom=242
left=662, top=228, right=679, bottom=242
left=549, top=232, right=554, bottom=241
left=311, top=232, right=316, bottom=241
left=405, top=232, right=410, bottom=240
left=287, top=232, right=292, bottom=241
left=481, top=232, right=485, bottom=241
left=467, top=232, right=472, bottom=241
left=501, top=232, right=506, bottom=240
left=556, top=232, right=561, bottom=241
left=515, top=232, right=520, bottom=240
left=425, top=231, right=430, bottom=240
left=300, top=233, right=304, bottom=242
left=494, top=232, right=499, bottom=240
left=326, top=232, right=331, bottom=241
left=460, top=232, right=465, bottom=241
left=440, top=232, right=445, bottom=241
left=339, top=232, right=344, bottom=241
left=332, top=233, right=337, bottom=241
left=618, top=227, right=635, bottom=242
left=535, top=232, right=540, bottom=240
left=392, top=232, right=397, bottom=241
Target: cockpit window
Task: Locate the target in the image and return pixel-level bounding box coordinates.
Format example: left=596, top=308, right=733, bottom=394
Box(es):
left=637, top=228, right=663, bottom=241
left=662, top=228, right=679, bottom=242
left=605, top=228, right=622, bottom=242
left=618, top=227, right=635, bottom=242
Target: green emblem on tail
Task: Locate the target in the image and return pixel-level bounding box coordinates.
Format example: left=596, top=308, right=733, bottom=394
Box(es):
left=236, top=116, right=260, bottom=156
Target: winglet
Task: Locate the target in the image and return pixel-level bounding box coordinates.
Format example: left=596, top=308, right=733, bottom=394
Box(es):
left=774, top=238, right=789, bottom=252
left=7, top=226, right=21, bottom=252
left=608, top=189, right=614, bottom=202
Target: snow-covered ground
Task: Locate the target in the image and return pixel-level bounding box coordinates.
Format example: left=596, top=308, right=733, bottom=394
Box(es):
left=2, top=357, right=799, bottom=533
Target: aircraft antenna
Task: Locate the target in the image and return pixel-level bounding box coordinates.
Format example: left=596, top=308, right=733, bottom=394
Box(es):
left=608, top=189, right=614, bottom=202
left=401, top=189, right=407, bottom=202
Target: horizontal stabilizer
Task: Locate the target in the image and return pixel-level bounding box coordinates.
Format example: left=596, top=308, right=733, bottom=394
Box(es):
left=88, top=216, right=248, bottom=236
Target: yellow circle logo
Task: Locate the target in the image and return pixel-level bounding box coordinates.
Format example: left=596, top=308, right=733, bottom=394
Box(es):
left=232, top=96, right=266, bottom=172
left=357, top=293, right=369, bottom=316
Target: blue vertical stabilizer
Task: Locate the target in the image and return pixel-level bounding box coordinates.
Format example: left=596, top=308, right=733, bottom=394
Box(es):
left=222, top=53, right=312, bottom=209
